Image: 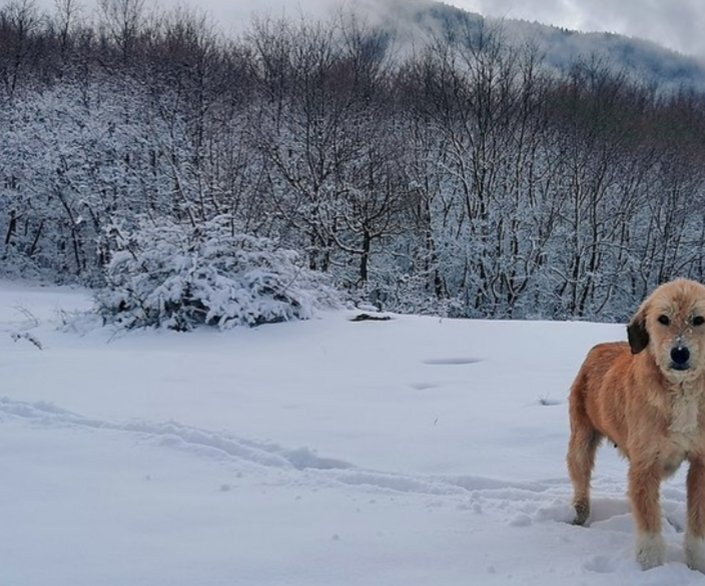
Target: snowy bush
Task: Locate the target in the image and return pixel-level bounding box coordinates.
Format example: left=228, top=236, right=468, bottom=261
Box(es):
left=96, top=216, right=339, bottom=331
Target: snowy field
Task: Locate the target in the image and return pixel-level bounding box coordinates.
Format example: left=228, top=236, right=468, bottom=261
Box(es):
left=2, top=281, right=705, bottom=585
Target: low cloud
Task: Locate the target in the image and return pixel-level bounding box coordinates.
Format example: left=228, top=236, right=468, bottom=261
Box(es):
left=454, top=0, right=705, bottom=56
left=31, top=0, right=705, bottom=57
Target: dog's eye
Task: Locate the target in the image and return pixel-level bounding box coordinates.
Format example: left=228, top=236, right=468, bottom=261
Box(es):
left=694, top=316, right=705, bottom=326
left=657, top=315, right=670, bottom=325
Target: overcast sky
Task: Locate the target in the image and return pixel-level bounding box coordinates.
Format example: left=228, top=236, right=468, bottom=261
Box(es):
left=33, top=0, right=705, bottom=58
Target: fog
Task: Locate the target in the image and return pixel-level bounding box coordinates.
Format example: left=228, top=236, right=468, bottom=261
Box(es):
left=29, top=0, right=705, bottom=56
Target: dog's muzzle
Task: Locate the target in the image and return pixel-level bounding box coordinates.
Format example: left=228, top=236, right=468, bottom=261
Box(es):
left=670, top=345, right=691, bottom=370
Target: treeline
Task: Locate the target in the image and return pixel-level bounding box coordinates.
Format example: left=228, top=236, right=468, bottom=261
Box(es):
left=2, top=0, right=705, bottom=321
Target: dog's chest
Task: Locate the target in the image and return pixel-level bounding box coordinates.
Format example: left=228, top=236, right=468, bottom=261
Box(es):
left=668, top=385, right=703, bottom=451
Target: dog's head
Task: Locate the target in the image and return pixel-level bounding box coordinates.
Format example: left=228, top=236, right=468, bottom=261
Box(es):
left=628, top=279, right=705, bottom=380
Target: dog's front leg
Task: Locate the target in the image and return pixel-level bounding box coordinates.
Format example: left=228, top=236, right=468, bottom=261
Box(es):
left=686, top=457, right=705, bottom=572
left=629, top=461, right=665, bottom=569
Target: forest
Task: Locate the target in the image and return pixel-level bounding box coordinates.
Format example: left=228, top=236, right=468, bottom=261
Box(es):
left=2, top=0, right=705, bottom=322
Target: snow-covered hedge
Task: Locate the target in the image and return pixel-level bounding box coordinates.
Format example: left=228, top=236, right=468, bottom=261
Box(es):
left=96, top=216, right=339, bottom=330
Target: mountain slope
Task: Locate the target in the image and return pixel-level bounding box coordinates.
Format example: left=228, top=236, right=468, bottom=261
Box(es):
left=373, top=0, right=705, bottom=91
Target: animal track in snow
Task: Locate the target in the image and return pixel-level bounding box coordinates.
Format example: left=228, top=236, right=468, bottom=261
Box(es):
left=0, top=397, right=567, bottom=510
left=6, top=394, right=690, bottom=542
left=0, top=396, right=352, bottom=472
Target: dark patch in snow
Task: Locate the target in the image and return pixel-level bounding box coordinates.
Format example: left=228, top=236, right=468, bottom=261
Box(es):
left=410, top=382, right=440, bottom=390
left=350, top=313, right=391, bottom=322
left=423, top=357, right=482, bottom=365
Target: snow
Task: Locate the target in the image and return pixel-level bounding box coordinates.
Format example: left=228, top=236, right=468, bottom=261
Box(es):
left=2, top=281, right=705, bottom=584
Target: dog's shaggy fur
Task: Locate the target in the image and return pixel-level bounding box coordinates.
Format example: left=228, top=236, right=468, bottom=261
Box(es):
left=567, top=278, right=705, bottom=571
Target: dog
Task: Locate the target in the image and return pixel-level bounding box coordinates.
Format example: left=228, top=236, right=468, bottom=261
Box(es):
left=567, top=278, right=705, bottom=571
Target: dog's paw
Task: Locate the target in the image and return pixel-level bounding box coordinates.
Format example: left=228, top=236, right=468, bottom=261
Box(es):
left=636, top=533, right=665, bottom=570
left=685, top=534, right=705, bottom=572
left=572, top=500, right=590, bottom=526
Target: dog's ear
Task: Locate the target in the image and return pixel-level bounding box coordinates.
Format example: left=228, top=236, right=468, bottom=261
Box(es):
left=627, top=303, right=649, bottom=354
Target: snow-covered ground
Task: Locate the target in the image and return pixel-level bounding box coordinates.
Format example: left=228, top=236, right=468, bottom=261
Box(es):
left=2, top=281, right=705, bottom=585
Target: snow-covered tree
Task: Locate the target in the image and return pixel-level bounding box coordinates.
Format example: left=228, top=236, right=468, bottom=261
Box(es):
left=95, top=215, right=339, bottom=330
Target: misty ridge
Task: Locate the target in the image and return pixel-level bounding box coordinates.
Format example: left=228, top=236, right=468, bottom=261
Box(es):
left=2, top=0, right=705, bottom=324
left=374, top=1, right=705, bottom=92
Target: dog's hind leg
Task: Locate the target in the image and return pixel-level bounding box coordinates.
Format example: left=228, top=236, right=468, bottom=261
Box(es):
left=567, top=423, right=601, bottom=525
left=567, top=377, right=601, bottom=526
left=685, top=456, right=705, bottom=572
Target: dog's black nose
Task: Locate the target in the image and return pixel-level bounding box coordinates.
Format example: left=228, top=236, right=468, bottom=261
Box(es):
left=671, top=346, right=690, bottom=365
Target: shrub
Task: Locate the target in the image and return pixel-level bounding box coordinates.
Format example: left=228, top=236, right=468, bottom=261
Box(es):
left=95, top=216, right=339, bottom=330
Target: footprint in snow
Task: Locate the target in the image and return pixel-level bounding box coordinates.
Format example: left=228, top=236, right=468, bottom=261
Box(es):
left=587, top=498, right=632, bottom=525
left=583, top=555, right=620, bottom=573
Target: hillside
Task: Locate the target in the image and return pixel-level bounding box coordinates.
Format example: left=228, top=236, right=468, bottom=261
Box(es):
left=3, top=0, right=705, bottom=324
left=380, top=1, right=705, bottom=91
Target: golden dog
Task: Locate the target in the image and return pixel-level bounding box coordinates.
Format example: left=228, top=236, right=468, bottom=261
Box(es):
left=567, top=278, right=705, bottom=571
